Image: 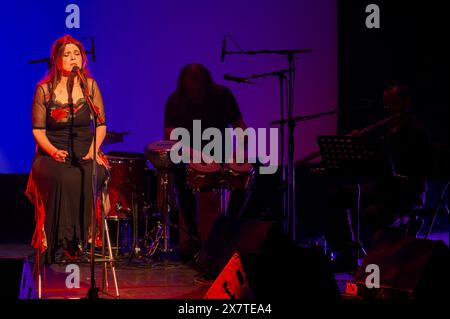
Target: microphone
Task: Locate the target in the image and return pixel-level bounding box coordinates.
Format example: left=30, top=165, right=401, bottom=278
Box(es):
left=71, top=65, right=81, bottom=73
left=221, top=36, right=226, bottom=63
left=71, top=66, right=86, bottom=88
left=224, top=74, right=250, bottom=83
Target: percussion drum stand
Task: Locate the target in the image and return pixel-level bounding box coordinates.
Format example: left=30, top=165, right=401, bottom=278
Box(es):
left=143, top=169, right=173, bottom=257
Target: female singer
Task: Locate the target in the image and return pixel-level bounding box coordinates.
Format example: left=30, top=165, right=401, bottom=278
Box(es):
left=26, top=35, right=108, bottom=264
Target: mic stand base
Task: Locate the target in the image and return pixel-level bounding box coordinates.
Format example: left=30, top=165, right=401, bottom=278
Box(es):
left=85, top=287, right=100, bottom=300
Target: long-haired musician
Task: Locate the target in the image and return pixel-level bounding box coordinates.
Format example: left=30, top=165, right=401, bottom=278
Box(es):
left=164, top=63, right=248, bottom=259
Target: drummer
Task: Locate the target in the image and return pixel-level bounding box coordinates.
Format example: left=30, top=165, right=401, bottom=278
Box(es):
left=164, top=63, right=249, bottom=254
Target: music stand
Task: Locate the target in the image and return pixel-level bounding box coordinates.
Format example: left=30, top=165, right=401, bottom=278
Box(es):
left=317, top=135, right=395, bottom=267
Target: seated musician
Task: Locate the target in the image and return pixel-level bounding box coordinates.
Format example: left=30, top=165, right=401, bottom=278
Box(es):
left=163, top=63, right=249, bottom=259
left=326, top=84, right=431, bottom=270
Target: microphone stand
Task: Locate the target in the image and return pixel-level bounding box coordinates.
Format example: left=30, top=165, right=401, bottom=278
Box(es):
left=234, top=69, right=291, bottom=235
left=77, top=74, right=104, bottom=299
left=270, top=109, right=337, bottom=126
left=223, top=47, right=313, bottom=241
left=278, top=73, right=287, bottom=234
left=224, top=49, right=314, bottom=56
left=286, top=53, right=295, bottom=241
left=225, top=69, right=293, bottom=82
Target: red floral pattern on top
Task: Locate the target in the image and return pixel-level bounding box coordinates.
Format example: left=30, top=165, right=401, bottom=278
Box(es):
left=49, top=102, right=85, bottom=123
left=50, top=108, right=69, bottom=122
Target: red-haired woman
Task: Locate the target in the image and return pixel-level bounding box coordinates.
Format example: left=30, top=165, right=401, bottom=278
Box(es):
left=26, top=35, right=108, bottom=264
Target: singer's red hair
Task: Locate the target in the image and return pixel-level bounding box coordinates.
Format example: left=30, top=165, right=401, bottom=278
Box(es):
left=39, top=35, right=91, bottom=95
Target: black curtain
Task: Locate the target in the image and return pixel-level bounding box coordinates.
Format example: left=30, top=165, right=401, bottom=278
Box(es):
left=338, top=0, right=449, bottom=146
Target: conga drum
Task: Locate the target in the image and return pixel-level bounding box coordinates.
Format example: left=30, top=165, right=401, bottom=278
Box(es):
left=186, top=162, right=222, bottom=192
left=106, top=151, right=147, bottom=219
left=144, top=140, right=177, bottom=171
left=223, top=162, right=254, bottom=190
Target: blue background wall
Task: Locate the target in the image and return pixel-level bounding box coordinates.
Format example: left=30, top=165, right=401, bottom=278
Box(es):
left=0, top=0, right=337, bottom=173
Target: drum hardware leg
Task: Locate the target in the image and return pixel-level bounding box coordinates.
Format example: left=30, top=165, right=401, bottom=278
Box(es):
left=133, top=192, right=139, bottom=255
left=135, top=217, right=162, bottom=258
left=237, top=187, right=253, bottom=218
left=143, top=203, right=150, bottom=240
left=161, top=171, right=171, bottom=253
left=220, top=187, right=229, bottom=216
left=236, top=172, right=256, bottom=218
left=140, top=170, right=173, bottom=258
left=127, top=191, right=141, bottom=261
left=159, top=170, right=175, bottom=255
left=147, top=222, right=164, bottom=257
left=116, top=220, right=120, bottom=256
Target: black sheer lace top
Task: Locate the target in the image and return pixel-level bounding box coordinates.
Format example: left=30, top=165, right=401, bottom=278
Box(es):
left=31, top=78, right=106, bottom=162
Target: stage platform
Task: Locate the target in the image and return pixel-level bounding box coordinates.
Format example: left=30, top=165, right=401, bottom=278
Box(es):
left=1, top=229, right=448, bottom=300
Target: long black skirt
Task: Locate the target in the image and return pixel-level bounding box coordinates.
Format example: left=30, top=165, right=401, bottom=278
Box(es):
left=31, top=154, right=107, bottom=263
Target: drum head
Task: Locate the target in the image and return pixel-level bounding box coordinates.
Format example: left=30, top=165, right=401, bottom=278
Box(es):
left=107, top=151, right=146, bottom=161
left=144, top=140, right=178, bottom=169
left=144, top=140, right=177, bottom=154
left=188, top=162, right=221, bottom=173
left=227, top=162, right=253, bottom=173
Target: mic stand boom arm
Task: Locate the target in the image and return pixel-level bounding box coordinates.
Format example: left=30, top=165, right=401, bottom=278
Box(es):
left=225, top=49, right=314, bottom=56
left=270, top=109, right=337, bottom=125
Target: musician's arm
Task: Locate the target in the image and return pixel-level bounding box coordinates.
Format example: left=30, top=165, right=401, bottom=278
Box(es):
left=230, top=118, right=250, bottom=161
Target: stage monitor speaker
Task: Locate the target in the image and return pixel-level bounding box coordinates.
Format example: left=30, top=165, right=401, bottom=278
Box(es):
left=0, top=257, right=37, bottom=299
left=205, top=246, right=340, bottom=300
left=354, top=231, right=450, bottom=300
left=196, top=215, right=291, bottom=277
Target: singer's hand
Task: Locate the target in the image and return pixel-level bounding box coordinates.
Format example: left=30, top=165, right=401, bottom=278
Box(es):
left=82, top=149, right=107, bottom=166
left=52, top=149, right=68, bottom=163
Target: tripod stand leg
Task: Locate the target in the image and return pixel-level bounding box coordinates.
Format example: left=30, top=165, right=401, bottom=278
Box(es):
left=346, top=208, right=356, bottom=242
left=102, top=221, right=108, bottom=292
left=38, top=270, right=42, bottom=299
left=346, top=207, right=366, bottom=268
left=104, top=217, right=120, bottom=298
left=361, top=246, right=367, bottom=256
left=425, top=181, right=449, bottom=239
